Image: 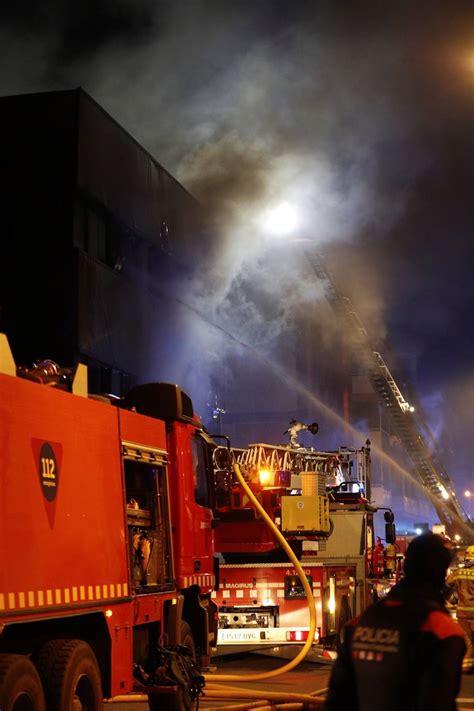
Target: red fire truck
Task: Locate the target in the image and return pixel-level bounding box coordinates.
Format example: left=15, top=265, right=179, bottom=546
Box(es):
left=212, top=433, right=397, bottom=652
left=0, top=333, right=220, bottom=710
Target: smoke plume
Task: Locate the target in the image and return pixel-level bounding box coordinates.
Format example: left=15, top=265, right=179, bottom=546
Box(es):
left=1, top=0, right=473, bottom=493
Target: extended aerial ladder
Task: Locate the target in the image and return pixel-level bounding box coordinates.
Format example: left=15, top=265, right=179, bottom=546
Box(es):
left=309, top=253, right=471, bottom=541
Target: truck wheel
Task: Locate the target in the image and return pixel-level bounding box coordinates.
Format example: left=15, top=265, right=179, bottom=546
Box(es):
left=0, top=653, right=46, bottom=711
left=35, top=639, right=103, bottom=710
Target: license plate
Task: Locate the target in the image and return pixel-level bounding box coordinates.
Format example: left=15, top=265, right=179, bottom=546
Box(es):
left=218, top=629, right=264, bottom=643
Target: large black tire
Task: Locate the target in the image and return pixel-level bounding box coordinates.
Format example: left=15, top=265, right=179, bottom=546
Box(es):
left=35, top=639, right=103, bottom=710
left=0, top=653, right=46, bottom=711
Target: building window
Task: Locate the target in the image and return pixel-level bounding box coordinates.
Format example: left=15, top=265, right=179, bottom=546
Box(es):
left=85, top=206, right=108, bottom=263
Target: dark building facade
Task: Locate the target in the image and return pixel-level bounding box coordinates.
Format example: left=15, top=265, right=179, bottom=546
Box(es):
left=0, top=88, right=205, bottom=394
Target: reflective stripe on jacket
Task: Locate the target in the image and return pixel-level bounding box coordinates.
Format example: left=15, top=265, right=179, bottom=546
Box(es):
left=447, top=567, right=474, bottom=618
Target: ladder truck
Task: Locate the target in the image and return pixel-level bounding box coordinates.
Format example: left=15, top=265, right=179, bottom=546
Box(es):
left=309, top=253, right=471, bottom=542
left=212, top=429, right=397, bottom=653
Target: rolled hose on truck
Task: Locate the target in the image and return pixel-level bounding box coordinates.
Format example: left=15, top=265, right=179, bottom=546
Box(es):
left=198, top=461, right=327, bottom=708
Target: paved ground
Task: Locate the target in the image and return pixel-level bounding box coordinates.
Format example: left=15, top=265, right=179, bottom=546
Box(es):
left=106, top=651, right=474, bottom=709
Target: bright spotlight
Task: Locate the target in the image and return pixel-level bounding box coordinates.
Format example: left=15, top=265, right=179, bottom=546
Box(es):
left=415, top=528, right=422, bottom=535
left=263, top=202, right=299, bottom=237
left=259, top=469, right=272, bottom=486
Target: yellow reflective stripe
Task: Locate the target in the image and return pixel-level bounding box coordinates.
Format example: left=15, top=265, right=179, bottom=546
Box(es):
left=0, top=583, right=130, bottom=611
left=181, top=574, right=215, bottom=588
left=451, top=570, right=474, bottom=579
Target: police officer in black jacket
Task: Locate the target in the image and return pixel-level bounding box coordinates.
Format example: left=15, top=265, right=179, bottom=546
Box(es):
left=325, top=533, right=466, bottom=711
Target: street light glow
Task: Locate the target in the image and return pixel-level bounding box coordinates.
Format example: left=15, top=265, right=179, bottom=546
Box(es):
left=262, top=202, right=299, bottom=237
left=465, top=490, right=471, bottom=498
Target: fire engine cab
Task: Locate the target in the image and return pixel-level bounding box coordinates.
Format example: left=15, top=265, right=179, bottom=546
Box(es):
left=0, top=333, right=219, bottom=710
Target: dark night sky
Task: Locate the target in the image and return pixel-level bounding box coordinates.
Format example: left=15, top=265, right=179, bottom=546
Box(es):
left=1, top=1, right=473, bottom=493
